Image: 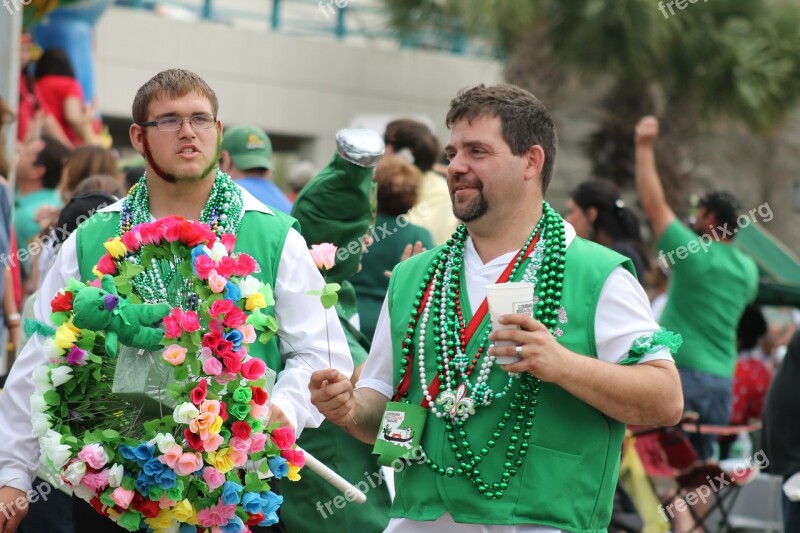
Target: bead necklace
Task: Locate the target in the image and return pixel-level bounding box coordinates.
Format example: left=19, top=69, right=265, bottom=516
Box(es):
left=118, top=169, right=244, bottom=305
left=396, top=201, right=567, bottom=500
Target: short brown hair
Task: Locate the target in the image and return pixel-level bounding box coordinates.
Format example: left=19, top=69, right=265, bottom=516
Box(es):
left=374, top=156, right=423, bottom=216
left=132, top=69, right=218, bottom=123
left=446, top=84, right=557, bottom=193
left=62, top=145, right=122, bottom=201
left=384, top=119, right=440, bottom=172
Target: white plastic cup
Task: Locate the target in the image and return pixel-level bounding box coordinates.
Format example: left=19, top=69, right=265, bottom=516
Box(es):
left=485, top=282, right=535, bottom=364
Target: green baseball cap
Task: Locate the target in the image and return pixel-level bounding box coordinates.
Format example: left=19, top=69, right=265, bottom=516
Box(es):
left=222, top=124, right=273, bottom=170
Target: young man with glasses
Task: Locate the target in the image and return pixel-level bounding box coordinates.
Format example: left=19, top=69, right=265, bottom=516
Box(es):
left=0, top=69, right=355, bottom=532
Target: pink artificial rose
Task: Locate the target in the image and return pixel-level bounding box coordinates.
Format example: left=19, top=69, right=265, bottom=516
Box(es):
left=223, top=308, right=247, bottom=329
left=203, top=433, right=224, bottom=452
left=249, top=401, right=270, bottom=421
left=194, top=254, right=216, bottom=280
left=203, top=467, right=226, bottom=491
left=162, top=345, right=187, bottom=366
left=309, top=243, right=338, bottom=270
left=95, top=254, right=117, bottom=276
left=159, top=444, right=183, bottom=469
left=158, top=494, right=177, bottom=509
left=221, top=233, right=236, bottom=254
left=174, top=452, right=204, bottom=476
left=161, top=217, right=182, bottom=242
left=202, top=357, right=223, bottom=376
left=81, top=471, right=110, bottom=492
left=270, top=426, right=296, bottom=450
left=281, top=449, right=306, bottom=468
left=138, top=223, right=162, bottom=245
left=110, top=487, right=135, bottom=509
left=229, top=449, right=248, bottom=468
left=191, top=380, right=208, bottom=405
left=229, top=436, right=252, bottom=453
left=120, top=231, right=141, bottom=253
left=77, top=443, right=109, bottom=470
left=209, top=299, right=235, bottom=319
left=241, top=358, right=266, bottom=381
left=181, top=310, right=201, bottom=332
left=233, top=254, right=257, bottom=277
left=216, top=257, right=237, bottom=278
left=162, top=313, right=182, bottom=339
left=208, top=270, right=227, bottom=294
left=214, top=372, right=237, bottom=385
left=249, top=433, right=267, bottom=453
left=239, top=324, right=256, bottom=344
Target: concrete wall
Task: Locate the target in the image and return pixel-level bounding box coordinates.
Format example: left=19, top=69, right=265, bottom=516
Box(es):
left=93, top=7, right=504, bottom=165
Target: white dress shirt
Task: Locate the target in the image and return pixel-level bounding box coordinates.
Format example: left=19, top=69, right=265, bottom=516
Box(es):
left=0, top=188, right=353, bottom=493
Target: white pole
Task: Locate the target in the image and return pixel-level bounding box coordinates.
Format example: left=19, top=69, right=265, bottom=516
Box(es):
left=300, top=447, right=368, bottom=504
left=0, top=6, right=22, bottom=161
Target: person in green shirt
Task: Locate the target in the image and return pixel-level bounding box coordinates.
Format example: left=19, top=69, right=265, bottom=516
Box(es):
left=634, top=116, right=759, bottom=461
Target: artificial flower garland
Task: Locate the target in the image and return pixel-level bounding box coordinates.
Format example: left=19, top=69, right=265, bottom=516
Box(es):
left=32, top=216, right=303, bottom=532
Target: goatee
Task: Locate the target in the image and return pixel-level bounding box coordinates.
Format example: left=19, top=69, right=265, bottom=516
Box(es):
left=142, top=133, right=221, bottom=184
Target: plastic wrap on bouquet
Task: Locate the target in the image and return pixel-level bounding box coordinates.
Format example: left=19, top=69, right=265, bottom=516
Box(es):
left=111, top=346, right=177, bottom=417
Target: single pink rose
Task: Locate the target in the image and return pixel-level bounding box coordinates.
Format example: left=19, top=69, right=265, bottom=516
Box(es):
left=223, top=307, right=247, bottom=329
left=162, top=217, right=182, bottom=242
left=194, top=254, right=215, bottom=280
left=203, top=433, right=224, bottom=452
left=241, top=358, right=266, bottom=381
left=138, top=223, right=161, bottom=245
left=249, top=433, right=267, bottom=453
left=162, top=313, right=182, bottom=339
left=229, top=448, right=248, bottom=468
left=209, top=299, right=235, bottom=319
left=233, top=254, right=257, bottom=277
left=181, top=310, right=201, bottom=332
left=221, top=233, right=236, bottom=253
left=202, top=357, right=223, bottom=376
left=249, top=401, right=270, bottom=421
left=239, top=324, right=256, bottom=344
left=271, top=426, right=296, bottom=450
left=216, top=256, right=237, bottom=278
left=95, top=253, right=117, bottom=275
left=77, top=443, right=108, bottom=470
left=213, top=372, right=237, bottom=385
left=174, top=452, right=204, bottom=476
left=203, top=467, right=225, bottom=491
left=159, top=444, right=183, bottom=469
left=157, top=494, right=177, bottom=509
left=208, top=270, right=227, bottom=294
left=200, top=400, right=221, bottom=416
left=81, top=471, right=110, bottom=492
left=309, top=243, right=338, bottom=270
left=229, top=436, right=252, bottom=453
left=281, top=449, right=306, bottom=468
left=110, top=487, right=135, bottom=509
left=162, top=344, right=187, bottom=366
left=120, top=231, right=141, bottom=253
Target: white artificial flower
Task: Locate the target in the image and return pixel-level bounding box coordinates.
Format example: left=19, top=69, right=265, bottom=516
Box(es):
left=209, top=241, right=228, bottom=262
left=62, top=460, right=86, bottom=486
left=40, top=430, right=73, bottom=471
left=30, top=393, right=48, bottom=415
left=238, top=275, right=262, bottom=298
left=107, top=464, right=124, bottom=488
left=31, top=413, right=51, bottom=437
left=153, top=433, right=176, bottom=454
left=32, top=366, right=54, bottom=395
left=71, top=483, right=95, bottom=501
left=172, top=402, right=200, bottom=425
left=50, top=366, right=73, bottom=387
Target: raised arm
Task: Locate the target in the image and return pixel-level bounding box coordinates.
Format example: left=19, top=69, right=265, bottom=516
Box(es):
left=634, top=116, right=676, bottom=240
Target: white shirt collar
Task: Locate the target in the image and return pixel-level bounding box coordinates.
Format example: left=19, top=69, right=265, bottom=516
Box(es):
left=99, top=183, right=274, bottom=216
left=464, top=220, right=576, bottom=269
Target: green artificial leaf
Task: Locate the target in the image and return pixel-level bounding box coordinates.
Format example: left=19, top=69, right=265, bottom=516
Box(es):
left=305, top=289, right=323, bottom=296
left=173, top=365, right=189, bottom=381
left=101, top=429, right=120, bottom=441
left=323, top=282, right=341, bottom=293
left=166, top=382, right=185, bottom=400
left=178, top=260, right=194, bottom=279
left=43, top=390, right=61, bottom=406
left=259, top=284, right=275, bottom=307
left=320, top=292, right=339, bottom=309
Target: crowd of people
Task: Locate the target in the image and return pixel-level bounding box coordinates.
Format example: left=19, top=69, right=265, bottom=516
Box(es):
left=0, top=60, right=797, bottom=533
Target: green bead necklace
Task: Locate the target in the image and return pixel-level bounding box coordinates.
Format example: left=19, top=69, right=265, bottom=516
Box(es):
left=396, top=201, right=567, bottom=500
left=118, top=169, right=244, bottom=305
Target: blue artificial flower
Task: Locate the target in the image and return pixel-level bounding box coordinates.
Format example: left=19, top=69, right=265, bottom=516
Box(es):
left=225, top=329, right=243, bottom=350
left=260, top=490, right=283, bottom=516
left=224, top=281, right=241, bottom=302
left=220, top=516, right=245, bottom=533
left=132, top=443, right=156, bottom=466
left=143, top=457, right=166, bottom=478
left=191, top=245, right=208, bottom=260
left=259, top=511, right=280, bottom=527
left=156, top=467, right=177, bottom=490
left=119, top=445, right=137, bottom=462
left=135, top=472, right=153, bottom=495
left=221, top=480, right=243, bottom=506
left=267, top=457, right=289, bottom=479
left=180, top=524, right=197, bottom=533
left=241, top=492, right=266, bottom=515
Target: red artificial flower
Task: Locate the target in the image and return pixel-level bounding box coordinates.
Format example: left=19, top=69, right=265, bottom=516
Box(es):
left=131, top=492, right=160, bottom=518
left=241, top=359, right=266, bottom=381
left=221, top=233, right=236, bottom=254
left=233, top=254, right=257, bottom=277
left=251, top=386, right=268, bottom=406
left=246, top=513, right=265, bottom=526
left=231, top=421, right=252, bottom=440
left=179, top=220, right=207, bottom=247
left=281, top=449, right=305, bottom=468
left=194, top=254, right=216, bottom=280
left=219, top=401, right=229, bottom=421
left=51, top=291, right=74, bottom=313
left=216, top=256, right=237, bottom=278
left=270, top=426, right=296, bottom=450
left=89, top=496, right=110, bottom=517
left=191, top=380, right=208, bottom=405
left=221, top=352, right=242, bottom=373
left=202, top=331, right=223, bottom=351
left=222, top=307, right=247, bottom=329
left=184, top=429, right=205, bottom=451
left=209, top=299, right=235, bottom=319
left=95, top=253, right=117, bottom=275
left=138, top=223, right=162, bottom=245
left=120, top=230, right=142, bottom=253
left=163, top=313, right=182, bottom=339
left=176, top=309, right=201, bottom=333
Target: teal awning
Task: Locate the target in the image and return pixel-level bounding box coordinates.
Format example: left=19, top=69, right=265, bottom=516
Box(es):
left=734, top=224, right=800, bottom=307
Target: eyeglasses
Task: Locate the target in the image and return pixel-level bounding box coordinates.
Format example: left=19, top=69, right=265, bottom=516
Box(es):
left=139, top=113, right=217, bottom=132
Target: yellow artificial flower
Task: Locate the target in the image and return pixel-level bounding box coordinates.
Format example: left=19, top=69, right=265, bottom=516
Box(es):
left=144, top=509, right=174, bottom=531
left=245, top=292, right=266, bottom=311
left=54, top=324, right=78, bottom=349
left=104, top=237, right=127, bottom=259
left=171, top=499, right=197, bottom=524
left=287, top=464, right=302, bottom=481
left=207, top=448, right=235, bottom=474
left=65, top=317, right=81, bottom=334
left=209, top=415, right=223, bottom=435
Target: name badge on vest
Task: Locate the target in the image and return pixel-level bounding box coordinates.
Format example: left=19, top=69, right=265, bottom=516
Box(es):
left=373, top=402, right=427, bottom=467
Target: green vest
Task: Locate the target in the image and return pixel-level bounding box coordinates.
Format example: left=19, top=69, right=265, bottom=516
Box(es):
left=74, top=209, right=298, bottom=371
left=387, top=237, right=633, bottom=532
left=281, top=282, right=391, bottom=533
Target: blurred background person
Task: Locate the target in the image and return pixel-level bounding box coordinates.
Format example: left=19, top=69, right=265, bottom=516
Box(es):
left=384, top=118, right=458, bottom=245
left=286, top=159, right=316, bottom=202
left=34, top=47, right=99, bottom=147
left=352, top=156, right=433, bottom=341
left=566, top=178, right=650, bottom=282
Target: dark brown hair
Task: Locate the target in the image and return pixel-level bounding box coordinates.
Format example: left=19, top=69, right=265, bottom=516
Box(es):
left=384, top=119, right=440, bottom=172
left=446, top=84, right=557, bottom=193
